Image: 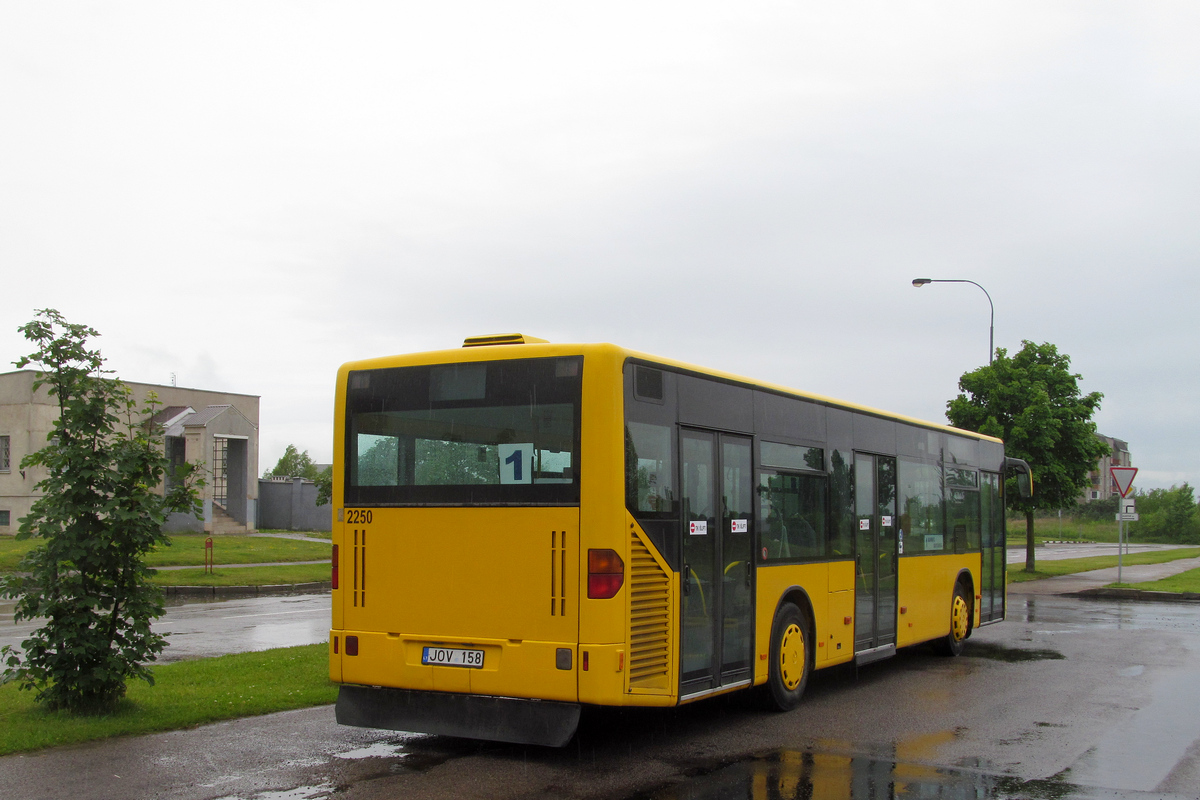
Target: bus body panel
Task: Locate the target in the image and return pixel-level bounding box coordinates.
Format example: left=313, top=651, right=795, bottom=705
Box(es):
left=896, top=553, right=978, bottom=648
left=576, top=346, right=631, bottom=652
left=825, top=559, right=856, bottom=664
left=754, top=561, right=858, bottom=678
left=334, top=506, right=581, bottom=702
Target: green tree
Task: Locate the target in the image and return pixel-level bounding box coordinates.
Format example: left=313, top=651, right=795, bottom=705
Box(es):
left=264, top=444, right=319, bottom=480
left=946, top=341, right=1108, bottom=572
left=0, top=310, right=204, bottom=713
left=1132, top=484, right=1199, bottom=543
left=315, top=464, right=333, bottom=507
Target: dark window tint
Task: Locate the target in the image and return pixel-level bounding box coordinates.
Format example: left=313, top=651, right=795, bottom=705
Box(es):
left=625, top=421, right=675, bottom=513
left=761, top=441, right=824, bottom=472
left=898, top=457, right=944, bottom=555
left=828, top=450, right=855, bottom=558
left=759, top=472, right=827, bottom=561
left=634, top=366, right=664, bottom=401
left=344, top=357, right=581, bottom=505
left=948, top=487, right=981, bottom=552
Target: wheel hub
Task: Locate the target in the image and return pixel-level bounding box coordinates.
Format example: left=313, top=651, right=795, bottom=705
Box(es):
left=951, top=595, right=969, bottom=642
left=779, top=622, right=805, bottom=690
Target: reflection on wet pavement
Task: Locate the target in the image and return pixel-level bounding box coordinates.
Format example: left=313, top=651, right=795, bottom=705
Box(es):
left=0, top=592, right=331, bottom=663
left=1066, top=653, right=1200, bottom=792
left=626, top=749, right=1194, bottom=800
left=1018, top=595, right=1200, bottom=633
left=214, top=783, right=334, bottom=800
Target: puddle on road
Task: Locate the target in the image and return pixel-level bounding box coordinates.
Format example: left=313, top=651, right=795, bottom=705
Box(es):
left=965, top=641, right=1066, bottom=662
left=214, top=783, right=334, bottom=800
left=1018, top=597, right=1200, bottom=633
left=211, top=735, right=451, bottom=800
left=623, top=750, right=1190, bottom=800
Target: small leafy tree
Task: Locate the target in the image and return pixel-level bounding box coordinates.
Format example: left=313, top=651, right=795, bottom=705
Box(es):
left=315, top=465, right=333, bottom=507
left=0, top=310, right=203, bottom=713
left=263, top=444, right=320, bottom=480
left=946, top=341, right=1108, bottom=572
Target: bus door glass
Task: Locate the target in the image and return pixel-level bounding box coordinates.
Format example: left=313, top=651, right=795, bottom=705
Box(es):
left=980, top=472, right=1004, bottom=623
left=681, top=429, right=754, bottom=692
left=854, top=453, right=898, bottom=652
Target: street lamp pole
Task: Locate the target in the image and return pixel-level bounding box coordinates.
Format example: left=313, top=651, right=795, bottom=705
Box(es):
left=912, top=278, right=995, bottom=365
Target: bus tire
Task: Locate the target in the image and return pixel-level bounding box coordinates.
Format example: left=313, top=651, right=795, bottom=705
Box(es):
left=938, top=582, right=971, bottom=657
left=765, top=602, right=811, bottom=711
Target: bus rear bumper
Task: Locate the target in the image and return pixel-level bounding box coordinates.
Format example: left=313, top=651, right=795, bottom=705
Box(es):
left=335, top=684, right=581, bottom=748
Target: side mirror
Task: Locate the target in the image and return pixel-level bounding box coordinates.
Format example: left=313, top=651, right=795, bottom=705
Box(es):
left=1005, top=457, right=1033, bottom=499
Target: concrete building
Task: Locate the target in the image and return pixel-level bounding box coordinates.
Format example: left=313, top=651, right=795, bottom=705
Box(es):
left=0, top=370, right=259, bottom=535
left=1082, top=434, right=1132, bottom=502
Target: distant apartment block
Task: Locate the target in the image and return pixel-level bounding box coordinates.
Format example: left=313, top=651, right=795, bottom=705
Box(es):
left=0, top=370, right=259, bottom=535
left=1082, top=433, right=1131, bottom=502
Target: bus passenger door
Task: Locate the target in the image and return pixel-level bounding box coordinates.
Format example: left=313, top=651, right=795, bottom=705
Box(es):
left=680, top=429, right=755, bottom=695
left=854, top=453, right=898, bottom=660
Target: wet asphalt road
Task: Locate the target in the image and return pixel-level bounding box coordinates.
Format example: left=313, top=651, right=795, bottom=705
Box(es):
left=0, top=593, right=331, bottom=663
left=3, top=590, right=1199, bottom=800
left=1007, top=541, right=1193, bottom=563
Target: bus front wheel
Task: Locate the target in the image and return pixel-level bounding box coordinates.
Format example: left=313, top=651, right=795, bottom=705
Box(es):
left=765, top=602, right=810, bottom=711
left=938, top=582, right=972, bottom=657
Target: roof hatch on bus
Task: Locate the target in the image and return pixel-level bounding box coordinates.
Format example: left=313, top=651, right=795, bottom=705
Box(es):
left=463, top=333, right=549, bottom=347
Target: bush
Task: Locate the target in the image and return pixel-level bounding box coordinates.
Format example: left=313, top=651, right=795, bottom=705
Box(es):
left=1073, top=495, right=1118, bottom=522
left=1131, top=484, right=1200, bottom=544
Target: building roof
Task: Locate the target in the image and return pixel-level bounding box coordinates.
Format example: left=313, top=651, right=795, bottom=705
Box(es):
left=179, top=404, right=233, bottom=428
left=163, top=404, right=256, bottom=437
left=148, top=406, right=194, bottom=427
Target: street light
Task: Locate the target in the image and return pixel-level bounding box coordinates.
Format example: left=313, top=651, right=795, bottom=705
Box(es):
left=912, top=278, right=995, bottom=364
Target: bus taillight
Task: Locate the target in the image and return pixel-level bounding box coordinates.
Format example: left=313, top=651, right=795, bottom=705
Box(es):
left=587, top=549, right=624, bottom=599
left=332, top=544, right=339, bottom=589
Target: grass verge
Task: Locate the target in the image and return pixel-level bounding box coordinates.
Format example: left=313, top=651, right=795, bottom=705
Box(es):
left=1007, top=547, right=1200, bottom=583
left=1, top=534, right=329, bottom=572
left=1115, top=567, right=1200, bottom=594
left=0, top=643, right=335, bottom=756
left=1006, top=518, right=1122, bottom=544
left=144, top=534, right=330, bottom=567
left=150, top=563, right=330, bottom=586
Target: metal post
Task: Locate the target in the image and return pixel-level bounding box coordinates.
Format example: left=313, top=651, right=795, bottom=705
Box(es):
left=1117, top=516, right=1124, bottom=585
left=912, top=278, right=995, bottom=364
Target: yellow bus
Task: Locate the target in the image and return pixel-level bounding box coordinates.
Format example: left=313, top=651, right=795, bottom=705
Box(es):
left=329, top=335, right=1029, bottom=746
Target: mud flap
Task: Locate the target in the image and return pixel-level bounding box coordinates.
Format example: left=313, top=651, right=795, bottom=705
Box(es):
left=335, top=685, right=581, bottom=748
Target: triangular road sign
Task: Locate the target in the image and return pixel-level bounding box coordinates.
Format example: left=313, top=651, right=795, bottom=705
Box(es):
left=1110, top=466, right=1138, bottom=498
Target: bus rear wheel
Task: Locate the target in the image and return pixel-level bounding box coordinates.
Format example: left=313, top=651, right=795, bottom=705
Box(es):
left=765, top=602, right=810, bottom=711
left=938, top=582, right=971, bottom=657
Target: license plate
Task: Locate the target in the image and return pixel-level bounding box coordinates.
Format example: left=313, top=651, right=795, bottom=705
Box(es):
left=422, top=646, right=484, bottom=669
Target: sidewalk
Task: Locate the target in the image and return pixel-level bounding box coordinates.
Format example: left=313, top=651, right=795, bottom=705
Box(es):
left=1009, top=555, right=1200, bottom=600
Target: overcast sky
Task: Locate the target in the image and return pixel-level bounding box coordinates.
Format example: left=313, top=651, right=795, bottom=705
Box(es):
left=3, top=2, right=1197, bottom=492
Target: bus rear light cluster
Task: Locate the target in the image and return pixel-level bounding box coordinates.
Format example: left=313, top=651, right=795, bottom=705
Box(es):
left=332, top=544, right=339, bottom=589
left=587, top=549, right=624, bottom=599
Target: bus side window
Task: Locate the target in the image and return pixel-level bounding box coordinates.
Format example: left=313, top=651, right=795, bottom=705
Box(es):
left=625, top=422, right=675, bottom=513
left=758, top=472, right=826, bottom=561
left=828, top=451, right=854, bottom=557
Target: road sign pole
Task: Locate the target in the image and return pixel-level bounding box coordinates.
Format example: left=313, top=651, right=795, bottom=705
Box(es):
left=1110, top=466, right=1138, bottom=585
left=1118, top=516, right=1123, bottom=584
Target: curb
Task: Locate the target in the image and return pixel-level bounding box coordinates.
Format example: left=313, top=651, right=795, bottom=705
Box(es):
left=1072, top=587, right=1200, bottom=603
left=163, top=581, right=331, bottom=597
